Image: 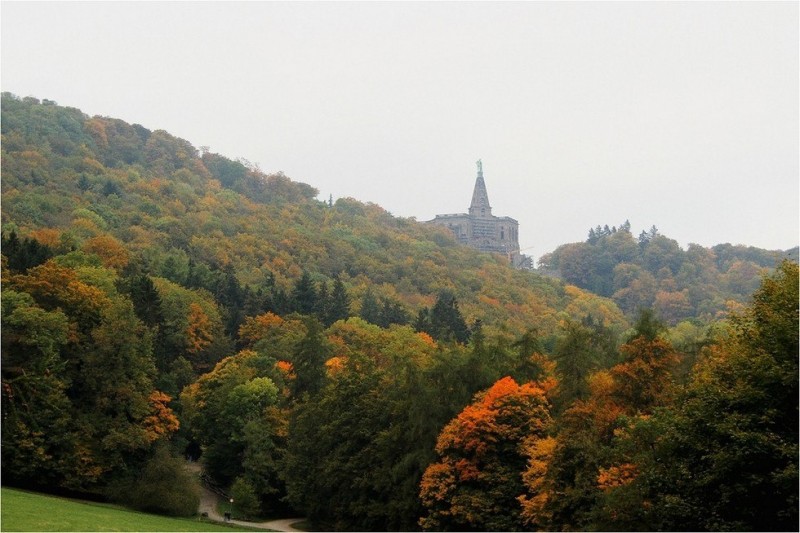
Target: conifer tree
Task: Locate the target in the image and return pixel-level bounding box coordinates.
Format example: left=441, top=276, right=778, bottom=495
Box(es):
left=315, top=281, right=331, bottom=323
left=291, top=272, right=317, bottom=315
left=291, top=317, right=330, bottom=397
left=413, top=307, right=430, bottom=334
left=377, top=297, right=409, bottom=327
left=327, top=278, right=351, bottom=325
left=124, top=273, right=169, bottom=371
left=216, top=264, right=244, bottom=335
left=1, top=231, right=53, bottom=272
left=360, top=288, right=380, bottom=325
left=428, top=290, right=470, bottom=344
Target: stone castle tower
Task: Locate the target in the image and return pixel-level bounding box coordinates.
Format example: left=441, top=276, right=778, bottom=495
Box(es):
left=428, top=161, right=532, bottom=269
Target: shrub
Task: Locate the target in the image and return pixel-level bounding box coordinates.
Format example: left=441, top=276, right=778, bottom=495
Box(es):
left=230, top=477, right=261, bottom=519
left=108, top=444, right=200, bottom=517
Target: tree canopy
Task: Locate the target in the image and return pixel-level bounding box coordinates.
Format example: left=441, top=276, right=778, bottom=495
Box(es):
left=2, top=93, right=796, bottom=530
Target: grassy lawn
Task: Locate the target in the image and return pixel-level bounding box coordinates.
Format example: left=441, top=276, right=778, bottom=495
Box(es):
left=0, top=487, right=257, bottom=532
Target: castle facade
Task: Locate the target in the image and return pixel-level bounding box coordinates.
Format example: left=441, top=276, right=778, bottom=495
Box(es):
left=428, top=161, right=532, bottom=269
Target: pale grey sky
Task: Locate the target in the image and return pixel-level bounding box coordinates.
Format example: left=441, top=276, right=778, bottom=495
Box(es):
left=2, top=1, right=798, bottom=263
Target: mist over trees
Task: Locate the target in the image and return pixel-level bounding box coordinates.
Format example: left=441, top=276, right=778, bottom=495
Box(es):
left=2, top=93, right=796, bottom=530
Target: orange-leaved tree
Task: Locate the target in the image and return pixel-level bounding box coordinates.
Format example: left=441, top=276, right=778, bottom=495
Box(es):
left=185, top=302, right=213, bottom=355
left=419, top=376, right=553, bottom=531
left=82, top=234, right=130, bottom=271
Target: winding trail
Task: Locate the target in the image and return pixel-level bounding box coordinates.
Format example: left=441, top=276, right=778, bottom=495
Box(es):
left=189, top=462, right=306, bottom=532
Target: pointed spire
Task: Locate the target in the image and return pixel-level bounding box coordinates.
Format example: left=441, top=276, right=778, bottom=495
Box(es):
left=469, top=159, right=492, bottom=218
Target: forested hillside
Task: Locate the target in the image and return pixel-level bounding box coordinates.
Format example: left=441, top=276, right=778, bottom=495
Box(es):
left=0, top=94, right=626, bottom=340
left=2, top=93, right=797, bottom=531
left=539, top=222, right=797, bottom=324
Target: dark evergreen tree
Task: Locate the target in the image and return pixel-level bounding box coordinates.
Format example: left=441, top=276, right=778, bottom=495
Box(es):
left=102, top=179, right=121, bottom=196
left=125, top=273, right=164, bottom=328
left=1, top=231, right=54, bottom=272
left=120, top=273, right=180, bottom=392
left=359, top=288, right=380, bottom=325
left=270, top=286, right=291, bottom=316
left=315, top=280, right=331, bottom=324
left=552, top=320, right=600, bottom=412
left=290, top=317, right=330, bottom=398
left=285, top=350, right=383, bottom=529
left=413, top=307, right=430, bottom=334
left=377, top=297, right=409, bottom=328
left=428, top=290, right=470, bottom=344
left=638, top=230, right=650, bottom=248
left=258, top=272, right=283, bottom=316
left=242, top=286, right=265, bottom=318
left=470, top=319, right=485, bottom=351
left=327, top=278, right=351, bottom=326
left=216, top=264, right=245, bottom=336
left=458, top=319, right=496, bottom=395
left=628, top=308, right=665, bottom=342
left=513, top=328, right=541, bottom=359
left=511, top=328, right=549, bottom=381
left=291, top=272, right=317, bottom=315
left=3, top=230, right=21, bottom=264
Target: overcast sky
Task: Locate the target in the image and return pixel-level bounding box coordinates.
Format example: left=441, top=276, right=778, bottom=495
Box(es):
left=2, top=1, right=798, bottom=263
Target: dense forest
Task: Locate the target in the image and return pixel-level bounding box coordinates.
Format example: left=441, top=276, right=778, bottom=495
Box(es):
left=2, top=93, right=797, bottom=531
left=539, top=222, right=797, bottom=324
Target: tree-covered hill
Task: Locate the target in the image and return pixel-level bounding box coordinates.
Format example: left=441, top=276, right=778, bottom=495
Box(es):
left=3, top=93, right=796, bottom=531
left=1, top=92, right=624, bottom=343
left=538, top=222, right=797, bottom=324
left=0, top=92, right=624, bottom=523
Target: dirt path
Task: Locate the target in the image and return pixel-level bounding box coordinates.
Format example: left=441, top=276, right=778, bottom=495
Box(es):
left=189, top=462, right=305, bottom=532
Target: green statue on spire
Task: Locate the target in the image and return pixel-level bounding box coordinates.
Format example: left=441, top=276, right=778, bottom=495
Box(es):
left=476, top=159, right=483, bottom=175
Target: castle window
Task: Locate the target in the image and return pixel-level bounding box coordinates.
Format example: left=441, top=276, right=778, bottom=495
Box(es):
left=501, top=228, right=505, bottom=239
left=481, top=208, right=485, bottom=217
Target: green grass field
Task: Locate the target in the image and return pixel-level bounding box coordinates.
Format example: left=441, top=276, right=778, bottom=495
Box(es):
left=0, top=487, right=256, bottom=532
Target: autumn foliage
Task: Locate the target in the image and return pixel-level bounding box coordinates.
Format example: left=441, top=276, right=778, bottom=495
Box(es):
left=1, top=93, right=796, bottom=530
left=419, top=377, right=553, bottom=531
left=142, top=391, right=180, bottom=442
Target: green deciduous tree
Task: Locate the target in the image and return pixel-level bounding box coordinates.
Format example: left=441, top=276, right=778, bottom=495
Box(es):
left=181, top=349, right=286, bottom=505
left=285, top=350, right=384, bottom=530
left=596, top=261, right=798, bottom=531
left=1, top=288, right=79, bottom=488
left=3, top=262, right=179, bottom=494
left=571, top=261, right=796, bottom=532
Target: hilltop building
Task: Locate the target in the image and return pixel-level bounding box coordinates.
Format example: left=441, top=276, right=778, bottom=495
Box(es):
left=428, top=161, right=532, bottom=269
